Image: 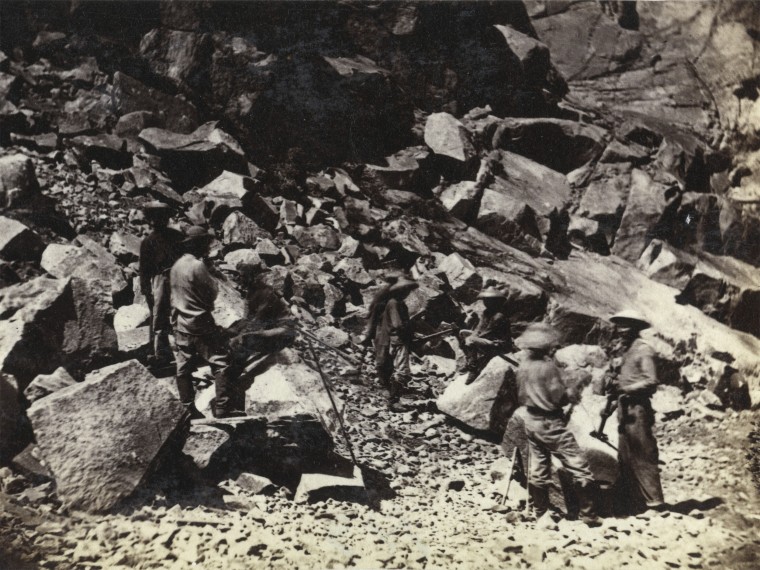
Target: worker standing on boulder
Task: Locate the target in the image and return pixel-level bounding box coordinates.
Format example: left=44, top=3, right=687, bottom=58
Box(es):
left=460, top=285, right=512, bottom=384
left=170, top=226, right=244, bottom=419
left=370, top=276, right=418, bottom=413
left=608, top=310, right=664, bottom=514
left=139, top=201, right=182, bottom=369
left=516, top=323, right=599, bottom=525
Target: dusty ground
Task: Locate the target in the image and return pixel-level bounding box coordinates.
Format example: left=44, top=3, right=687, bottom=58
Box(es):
left=2, top=349, right=759, bottom=570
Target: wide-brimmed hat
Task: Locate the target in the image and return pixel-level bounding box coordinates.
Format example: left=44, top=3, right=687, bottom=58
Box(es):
left=517, top=323, right=561, bottom=351
left=182, top=226, right=213, bottom=244
left=610, top=310, right=651, bottom=329
left=143, top=201, right=173, bottom=216
left=478, top=286, right=507, bottom=300
left=388, top=276, right=418, bottom=294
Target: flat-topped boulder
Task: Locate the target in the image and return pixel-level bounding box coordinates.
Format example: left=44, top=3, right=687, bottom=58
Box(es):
left=28, top=360, right=185, bottom=512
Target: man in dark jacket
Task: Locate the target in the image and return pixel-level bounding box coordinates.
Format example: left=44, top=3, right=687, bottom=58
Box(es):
left=370, top=276, right=418, bottom=412
left=460, top=285, right=512, bottom=384
left=139, top=202, right=182, bottom=367
left=608, top=310, right=664, bottom=514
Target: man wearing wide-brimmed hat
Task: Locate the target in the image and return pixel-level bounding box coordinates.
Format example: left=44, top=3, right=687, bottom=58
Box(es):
left=516, top=322, right=598, bottom=525
left=169, top=226, right=244, bottom=419
left=460, top=285, right=512, bottom=384
left=607, top=309, right=664, bottom=514
left=139, top=201, right=182, bottom=367
left=372, top=276, right=418, bottom=412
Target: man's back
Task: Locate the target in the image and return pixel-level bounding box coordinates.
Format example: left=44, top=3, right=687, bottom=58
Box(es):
left=517, top=357, right=568, bottom=413
left=170, top=253, right=218, bottom=335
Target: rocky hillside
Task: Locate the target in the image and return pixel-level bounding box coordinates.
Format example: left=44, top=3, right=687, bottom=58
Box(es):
left=1, top=1, right=760, bottom=568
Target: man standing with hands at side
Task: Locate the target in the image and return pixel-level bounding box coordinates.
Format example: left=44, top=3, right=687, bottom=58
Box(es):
left=139, top=201, right=182, bottom=369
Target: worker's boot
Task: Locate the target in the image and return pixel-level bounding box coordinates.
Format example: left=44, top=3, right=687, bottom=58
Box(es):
left=528, top=484, right=550, bottom=519
left=575, top=482, right=602, bottom=527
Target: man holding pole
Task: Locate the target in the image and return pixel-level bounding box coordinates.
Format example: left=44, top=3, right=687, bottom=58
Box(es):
left=369, top=276, right=418, bottom=412
left=139, top=201, right=182, bottom=368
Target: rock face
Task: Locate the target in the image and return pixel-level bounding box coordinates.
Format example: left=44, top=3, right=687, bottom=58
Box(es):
left=28, top=360, right=185, bottom=512
left=436, top=357, right=518, bottom=437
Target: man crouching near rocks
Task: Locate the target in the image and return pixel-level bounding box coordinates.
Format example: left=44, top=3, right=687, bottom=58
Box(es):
left=170, top=226, right=245, bottom=420
left=517, top=323, right=599, bottom=526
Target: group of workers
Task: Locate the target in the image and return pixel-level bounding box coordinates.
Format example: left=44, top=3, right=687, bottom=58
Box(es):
left=358, top=271, right=664, bottom=522
left=140, top=200, right=664, bottom=520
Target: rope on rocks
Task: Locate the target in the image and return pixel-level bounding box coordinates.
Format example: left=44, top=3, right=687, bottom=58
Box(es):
left=302, top=332, right=359, bottom=467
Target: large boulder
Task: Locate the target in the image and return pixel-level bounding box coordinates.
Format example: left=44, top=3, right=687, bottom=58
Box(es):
left=139, top=28, right=213, bottom=92
left=492, top=118, right=607, bottom=174
left=0, top=154, right=41, bottom=208
left=184, top=170, right=277, bottom=230
left=424, top=112, right=478, bottom=166
left=436, top=252, right=483, bottom=304
left=221, top=212, right=271, bottom=247
left=0, top=277, right=71, bottom=386
left=59, top=278, right=119, bottom=378
left=638, top=239, right=760, bottom=338
left=66, top=134, right=134, bottom=170
left=436, top=356, right=518, bottom=438
left=245, top=353, right=344, bottom=438
left=228, top=53, right=414, bottom=164
left=0, top=276, right=119, bottom=386
left=291, top=225, right=341, bottom=252
left=112, top=71, right=199, bottom=134
left=0, top=216, right=44, bottom=261
left=611, top=169, right=680, bottom=262
left=138, top=122, right=249, bottom=192
left=213, top=278, right=247, bottom=331
left=28, top=360, right=185, bottom=512
left=493, top=25, right=551, bottom=87
left=475, top=151, right=571, bottom=250
left=363, top=146, right=435, bottom=193
left=438, top=181, right=482, bottom=223
left=40, top=243, right=128, bottom=303
left=294, top=467, right=367, bottom=505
